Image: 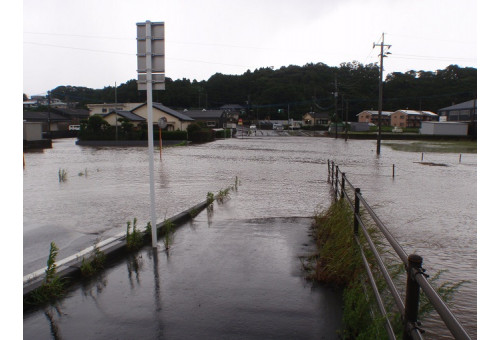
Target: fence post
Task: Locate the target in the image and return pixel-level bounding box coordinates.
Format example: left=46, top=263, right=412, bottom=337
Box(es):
left=331, top=162, right=334, bottom=185
left=340, top=173, right=345, bottom=199
left=328, top=160, right=331, bottom=183
left=354, top=188, right=360, bottom=235
left=335, top=166, right=339, bottom=200
left=403, top=254, right=423, bottom=340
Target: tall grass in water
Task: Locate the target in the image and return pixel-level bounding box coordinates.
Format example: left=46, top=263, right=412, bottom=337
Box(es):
left=25, top=242, right=66, bottom=305
left=310, top=198, right=466, bottom=339
left=309, top=199, right=399, bottom=338
left=58, top=169, right=67, bottom=182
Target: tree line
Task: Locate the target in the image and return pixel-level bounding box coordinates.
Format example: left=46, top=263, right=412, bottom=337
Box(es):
left=39, top=62, right=476, bottom=122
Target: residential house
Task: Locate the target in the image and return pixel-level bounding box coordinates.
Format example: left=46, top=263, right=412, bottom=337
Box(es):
left=23, top=111, right=72, bottom=132
left=102, top=110, right=146, bottom=127
left=182, top=109, right=225, bottom=128
left=437, top=100, right=477, bottom=122
left=131, top=103, right=194, bottom=131
left=51, top=108, right=90, bottom=125
left=357, top=110, right=393, bottom=126
left=87, top=103, right=143, bottom=116
left=219, top=104, right=243, bottom=123
left=391, top=110, right=438, bottom=128
left=302, top=112, right=330, bottom=126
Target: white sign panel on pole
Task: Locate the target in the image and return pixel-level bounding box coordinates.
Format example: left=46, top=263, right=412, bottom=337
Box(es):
left=137, top=74, right=165, bottom=90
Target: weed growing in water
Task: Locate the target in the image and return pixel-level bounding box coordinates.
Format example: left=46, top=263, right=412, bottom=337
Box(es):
left=26, top=242, right=66, bottom=305
left=163, top=220, right=175, bottom=250
left=80, top=242, right=106, bottom=277
left=126, top=218, right=142, bottom=251
left=58, top=169, right=67, bottom=182
left=78, top=168, right=88, bottom=177
left=206, top=191, right=215, bottom=208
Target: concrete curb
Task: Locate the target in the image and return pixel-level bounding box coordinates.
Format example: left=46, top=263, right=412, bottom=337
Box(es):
left=23, top=200, right=209, bottom=299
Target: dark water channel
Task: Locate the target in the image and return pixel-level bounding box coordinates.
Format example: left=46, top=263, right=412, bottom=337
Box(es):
left=23, top=137, right=476, bottom=338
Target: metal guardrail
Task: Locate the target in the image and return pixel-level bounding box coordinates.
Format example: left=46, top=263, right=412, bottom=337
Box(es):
left=327, top=160, right=471, bottom=340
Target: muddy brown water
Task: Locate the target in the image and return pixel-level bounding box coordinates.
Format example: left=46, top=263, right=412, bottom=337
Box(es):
left=23, top=137, right=476, bottom=338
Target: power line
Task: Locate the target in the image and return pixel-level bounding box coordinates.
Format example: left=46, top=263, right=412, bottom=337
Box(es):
left=23, top=41, right=250, bottom=68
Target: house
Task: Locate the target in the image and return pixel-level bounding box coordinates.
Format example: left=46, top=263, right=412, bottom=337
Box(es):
left=420, top=121, right=468, bottom=136
left=302, top=112, right=330, bottom=126
left=391, top=110, right=438, bottom=128
left=182, top=109, right=225, bottom=128
left=357, top=110, right=393, bottom=126
left=51, top=108, right=90, bottom=124
left=437, top=100, right=477, bottom=122
left=87, top=103, right=143, bottom=116
left=23, top=111, right=72, bottom=133
left=219, top=104, right=243, bottom=123
left=102, top=110, right=146, bottom=127
left=131, top=103, right=194, bottom=131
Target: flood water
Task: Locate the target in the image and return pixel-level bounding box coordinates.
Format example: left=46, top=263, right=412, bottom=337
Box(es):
left=23, top=136, right=477, bottom=338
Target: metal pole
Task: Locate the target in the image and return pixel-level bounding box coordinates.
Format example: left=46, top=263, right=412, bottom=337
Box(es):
left=376, top=33, right=386, bottom=155
left=340, top=173, right=345, bottom=199
left=354, top=188, right=360, bottom=234
left=159, top=126, right=162, bottom=161
left=403, top=254, right=423, bottom=340
left=146, top=21, right=158, bottom=248
left=393, top=164, right=395, bottom=178
left=115, top=82, right=118, bottom=141
left=335, top=166, right=339, bottom=200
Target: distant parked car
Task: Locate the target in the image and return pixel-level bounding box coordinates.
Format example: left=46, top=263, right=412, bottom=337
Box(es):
left=69, top=125, right=80, bottom=131
left=249, top=125, right=256, bottom=130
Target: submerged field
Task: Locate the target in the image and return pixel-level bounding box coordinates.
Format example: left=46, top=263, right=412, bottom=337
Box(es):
left=384, top=140, right=477, bottom=153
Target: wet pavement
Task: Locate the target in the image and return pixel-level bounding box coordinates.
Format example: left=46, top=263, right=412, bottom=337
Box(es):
left=23, top=200, right=344, bottom=339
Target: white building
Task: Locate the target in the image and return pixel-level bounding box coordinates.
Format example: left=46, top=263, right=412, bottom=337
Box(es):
left=420, top=121, right=468, bottom=136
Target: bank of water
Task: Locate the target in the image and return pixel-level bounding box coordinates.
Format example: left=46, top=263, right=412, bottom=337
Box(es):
left=23, top=137, right=476, bottom=337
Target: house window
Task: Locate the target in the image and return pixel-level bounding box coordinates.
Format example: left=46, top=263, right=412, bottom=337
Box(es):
left=102, top=108, right=107, bottom=113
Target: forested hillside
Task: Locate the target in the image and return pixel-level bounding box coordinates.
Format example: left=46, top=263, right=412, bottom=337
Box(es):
left=43, top=62, right=476, bottom=121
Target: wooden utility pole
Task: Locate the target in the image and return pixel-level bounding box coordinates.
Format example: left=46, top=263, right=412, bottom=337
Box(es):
left=373, top=33, right=391, bottom=155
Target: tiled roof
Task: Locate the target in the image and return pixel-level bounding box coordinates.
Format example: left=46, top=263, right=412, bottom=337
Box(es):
left=132, top=103, right=194, bottom=121
left=104, top=110, right=146, bottom=122
left=23, top=111, right=70, bottom=122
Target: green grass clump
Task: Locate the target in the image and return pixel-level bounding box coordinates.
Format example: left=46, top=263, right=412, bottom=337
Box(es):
left=26, top=242, right=66, bottom=305
left=163, top=220, right=175, bottom=250
left=126, top=218, right=142, bottom=251
left=80, top=243, right=106, bottom=277
left=309, top=199, right=394, bottom=339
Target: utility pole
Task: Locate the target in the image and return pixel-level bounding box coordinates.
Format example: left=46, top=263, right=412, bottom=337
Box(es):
left=334, top=75, right=338, bottom=139
left=47, top=91, right=51, bottom=139
left=344, top=99, right=348, bottom=142
left=373, top=33, right=391, bottom=155
left=115, top=82, right=118, bottom=141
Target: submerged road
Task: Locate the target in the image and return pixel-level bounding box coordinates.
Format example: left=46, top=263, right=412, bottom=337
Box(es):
left=24, top=200, right=344, bottom=339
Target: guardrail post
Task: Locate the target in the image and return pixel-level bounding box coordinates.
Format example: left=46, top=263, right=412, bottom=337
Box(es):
left=327, top=160, right=331, bottom=183
left=404, top=254, right=423, bottom=340
left=331, top=161, right=334, bottom=185
left=354, top=188, right=360, bottom=235
left=340, top=173, right=345, bottom=199
left=335, top=166, right=339, bottom=200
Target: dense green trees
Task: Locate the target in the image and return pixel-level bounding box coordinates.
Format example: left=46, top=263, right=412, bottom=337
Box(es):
left=46, top=62, right=476, bottom=121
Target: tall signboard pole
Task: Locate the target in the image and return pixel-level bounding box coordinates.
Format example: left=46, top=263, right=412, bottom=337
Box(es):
left=137, top=21, right=165, bottom=248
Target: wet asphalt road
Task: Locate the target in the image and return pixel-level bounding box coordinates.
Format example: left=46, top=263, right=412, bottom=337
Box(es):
left=24, top=201, right=344, bottom=339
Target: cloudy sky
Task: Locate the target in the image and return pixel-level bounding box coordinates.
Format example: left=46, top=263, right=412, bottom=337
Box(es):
left=21, top=0, right=478, bottom=97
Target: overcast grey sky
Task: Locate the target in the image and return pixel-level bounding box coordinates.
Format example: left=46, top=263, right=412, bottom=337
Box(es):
left=22, top=0, right=477, bottom=96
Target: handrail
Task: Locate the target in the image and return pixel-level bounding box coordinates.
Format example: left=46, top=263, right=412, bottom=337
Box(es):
left=326, top=160, right=471, bottom=340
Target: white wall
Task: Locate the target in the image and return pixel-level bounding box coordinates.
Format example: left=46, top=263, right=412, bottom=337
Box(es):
left=420, top=122, right=468, bottom=136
